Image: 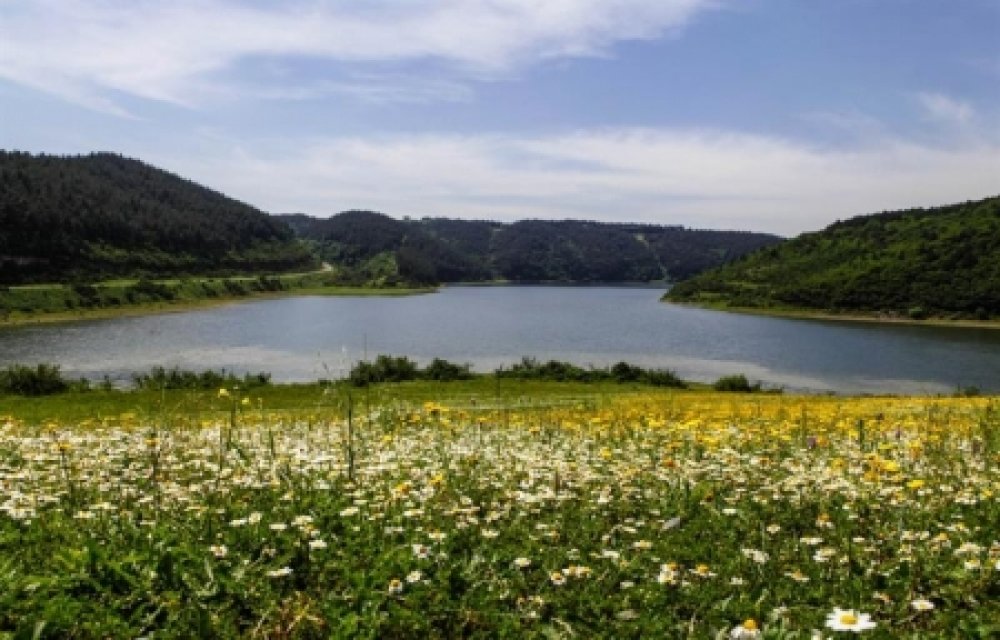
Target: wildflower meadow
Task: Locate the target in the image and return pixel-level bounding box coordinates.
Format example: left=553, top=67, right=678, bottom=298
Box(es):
left=1, top=386, right=998, bottom=638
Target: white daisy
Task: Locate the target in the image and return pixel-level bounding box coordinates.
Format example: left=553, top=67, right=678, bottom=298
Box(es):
left=825, top=608, right=876, bottom=633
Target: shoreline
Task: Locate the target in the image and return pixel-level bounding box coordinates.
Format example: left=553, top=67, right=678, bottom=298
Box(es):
left=442, top=279, right=672, bottom=288
left=665, top=300, right=1000, bottom=331
left=0, top=285, right=437, bottom=328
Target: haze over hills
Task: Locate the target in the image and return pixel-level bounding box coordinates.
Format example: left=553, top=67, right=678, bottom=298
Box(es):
left=10, top=149, right=997, bottom=323
left=276, top=211, right=782, bottom=286
left=666, top=196, right=1000, bottom=320
left=0, top=151, right=781, bottom=288
left=0, top=151, right=316, bottom=284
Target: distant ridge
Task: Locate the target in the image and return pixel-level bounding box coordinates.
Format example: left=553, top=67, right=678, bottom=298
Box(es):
left=0, top=151, right=316, bottom=283
left=666, top=195, right=1000, bottom=320
left=276, top=211, right=782, bottom=286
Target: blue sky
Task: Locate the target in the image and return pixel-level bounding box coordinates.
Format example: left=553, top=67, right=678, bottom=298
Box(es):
left=1, top=0, right=998, bottom=234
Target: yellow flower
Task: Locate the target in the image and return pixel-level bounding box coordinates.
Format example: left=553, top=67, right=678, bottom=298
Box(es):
left=217, top=388, right=230, bottom=398
left=393, top=481, right=412, bottom=496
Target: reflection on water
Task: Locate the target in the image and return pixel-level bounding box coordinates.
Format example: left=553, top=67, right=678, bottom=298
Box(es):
left=1, top=286, right=998, bottom=394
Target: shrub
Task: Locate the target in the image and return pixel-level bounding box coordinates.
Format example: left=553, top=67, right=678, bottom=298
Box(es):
left=643, top=368, right=686, bottom=388
left=610, top=361, right=643, bottom=383
left=0, top=363, right=69, bottom=396
left=497, top=357, right=593, bottom=382
left=70, top=282, right=100, bottom=306
left=498, top=358, right=687, bottom=388
left=422, top=358, right=474, bottom=382
left=222, top=279, right=250, bottom=296
left=132, top=366, right=271, bottom=391
left=128, top=278, right=176, bottom=302
left=350, top=355, right=420, bottom=387
left=956, top=385, right=981, bottom=398
left=253, top=276, right=286, bottom=292
left=712, top=374, right=759, bottom=393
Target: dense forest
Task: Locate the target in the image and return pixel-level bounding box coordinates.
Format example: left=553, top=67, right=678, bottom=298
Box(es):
left=666, top=196, right=1000, bottom=320
left=0, top=152, right=316, bottom=283
left=277, top=211, right=781, bottom=285
left=0, top=150, right=778, bottom=288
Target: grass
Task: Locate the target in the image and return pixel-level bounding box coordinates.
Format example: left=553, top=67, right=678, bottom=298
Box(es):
left=0, top=270, right=435, bottom=327
left=0, top=379, right=638, bottom=424
left=1, top=381, right=998, bottom=638
left=666, top=298, right=1000, bottom=331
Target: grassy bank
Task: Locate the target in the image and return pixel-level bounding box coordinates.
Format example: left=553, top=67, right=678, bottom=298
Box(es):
left=665, top=299, right=1000, bottom=331
left=0, top=378, right=645, bottom=424
left=0, top=271, right=435, bottom=327
left=0, top=381, right=997, bottom=638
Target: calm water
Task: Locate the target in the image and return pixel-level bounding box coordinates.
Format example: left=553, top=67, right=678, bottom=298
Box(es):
left=1, top=286, right=998, bottom=394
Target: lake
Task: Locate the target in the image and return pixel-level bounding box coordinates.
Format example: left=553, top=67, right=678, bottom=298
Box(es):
left=1, top=285, right=998, bottom=394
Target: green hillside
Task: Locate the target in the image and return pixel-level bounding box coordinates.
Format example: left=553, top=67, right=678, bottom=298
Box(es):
left=0, top=151, right=316, bottom=283
left=666, top=196, right=1000, bottom=320
left=276, top=211, right=781, bottom=286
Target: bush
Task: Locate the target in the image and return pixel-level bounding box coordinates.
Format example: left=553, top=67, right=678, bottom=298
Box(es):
left=128, top=278, right=176, bottom=302
left=497, top=357, right=686, bottom=388
left=496, top=357, right=593, bottom=382
left=70, top=282, right=100, bottom=306
left=252, top=276, right=287, bottom=292
left=222, top=279, right=250, bottom=296
left=610, top=361, right=643, bottom=383
left=0, top=363, right=69, bottom=396
left=349, top=355, right=420, bottom=386
left=423, top=358, right=474, bottom=382
left=712, top=374, right=760, bottom=393
left=643, top=368, right=686, bottom=388
left=132, top=366, right=271, bottom=391
left=346, top=355, right=688, bottom=388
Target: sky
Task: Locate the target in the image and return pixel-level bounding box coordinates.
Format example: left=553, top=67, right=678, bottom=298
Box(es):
left=1, top=0, right=998, bottom=235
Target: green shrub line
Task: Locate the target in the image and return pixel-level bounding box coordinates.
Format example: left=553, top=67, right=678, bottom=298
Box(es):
left=1, top=357, right=696, bottom=397
left=0, top=357, right=799, bottom=397
left=131, top=366, right=272, bottom=391
left=0, top=363, right=72, bottom=396
left=493, top=357, right=687, bottom=388
left=348, top=355, right=691, bottom=388
left=0, top=274, right=300, bottom=317
left=713, top=373, right=760, bottom=393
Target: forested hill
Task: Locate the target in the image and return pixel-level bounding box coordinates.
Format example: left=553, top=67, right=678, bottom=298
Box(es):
left=0, top=152, right=316, bottom=283
left=276, top=211, right=781, bottom=285
left=666, top=196, right=1000, bottom=320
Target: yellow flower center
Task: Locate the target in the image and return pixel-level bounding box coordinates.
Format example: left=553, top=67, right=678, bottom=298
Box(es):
left=742, top=618, right=758, bottom=630
left=839, top=613, right=858, bottom=625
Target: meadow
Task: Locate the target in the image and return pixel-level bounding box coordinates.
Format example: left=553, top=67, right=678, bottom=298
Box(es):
left=0, top=270, right=432, bottom=327
left=1, top=382, right=997, bottom=638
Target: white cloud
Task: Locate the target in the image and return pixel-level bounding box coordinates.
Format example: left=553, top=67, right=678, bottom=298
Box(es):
left=916, top=92, right=976, bottom=125
left=242, top=75, right=475, bottom=105
left=0, top=0, right=716, bottom=113
left=165, top=127, right=1000, bottom=235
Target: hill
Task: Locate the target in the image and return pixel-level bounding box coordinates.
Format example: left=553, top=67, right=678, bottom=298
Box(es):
left=666, top=196, right=1000, bottom=320
left=276, top=211, right=781, bottom=286
left=0, top=151, right=316, bottom=283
